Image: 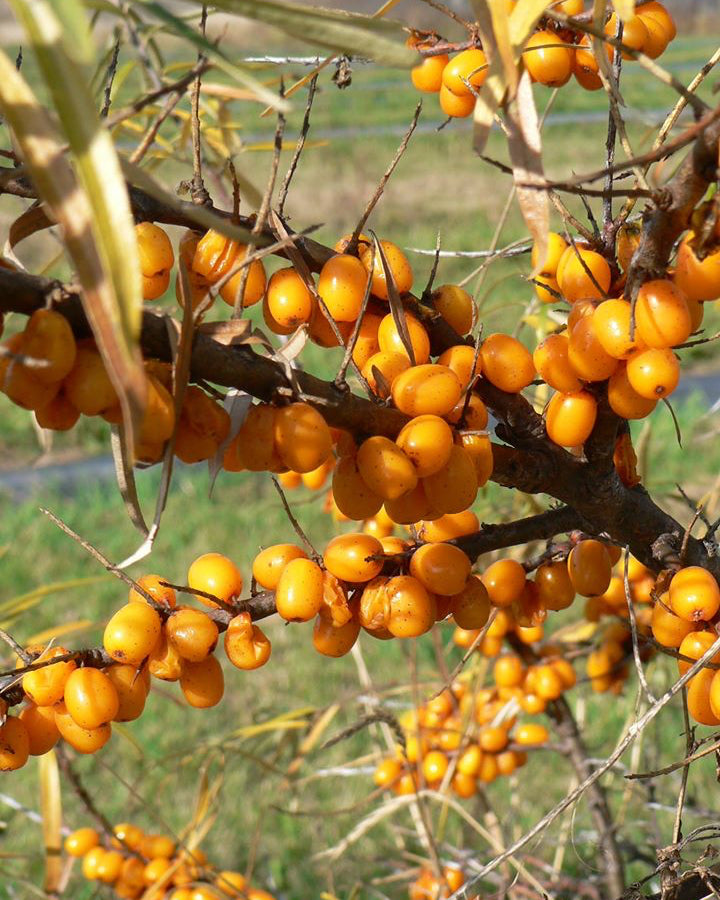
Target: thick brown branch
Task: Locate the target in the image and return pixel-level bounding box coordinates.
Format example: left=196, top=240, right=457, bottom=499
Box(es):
left=452, top=506, right=587, bottom=561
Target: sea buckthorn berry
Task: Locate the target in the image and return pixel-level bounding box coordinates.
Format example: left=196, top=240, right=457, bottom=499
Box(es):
left=180, top=654, right=225, bottom=708
left=384, top=480, right=433, bottom=524
left=64, top=667, right=119, bottom=729
left=54, top=702, right=112, bottom=754
left=479, top=725, right=509, bottom=753
left=224, top=613, right=272, bottom=670
left=447, top=393, right=488, bottom=432
left=136, top=222, right=174, bottom=300
left=188, top=552, right=243, bottom=609
left=395, top=414, right=454, bottom=477
left=651, top=594, right=695, bottom=647
left=217, top=247, right=267, bottom=309
left=22, top=309, right=77, bottom=384
left=22, top=646, right=76, bottom=707
left=65, top=827, right=99, bottom=857
left=332, top=455, right=384, bottom=520
left=480, top=333, right=535, bottom=393
left=533, top=333, right=582, bottom=393
left=411, top=52, right=449, bottom=93
left=514, top=722, right=549, bottom=746
left=678, top=631, right=720, bottom=676
left=313, top=613, right=361, bottom=657
left=535, top=561, right=575, bottom=611
left=377, top=311, right=430, bottom=364
left=0, top=333, right=58, bottom=411
left=351, top=312, right=382, bottom=369
left=324, top=533, right=384, bottom=583
left=266, top=267, right=313, bottom=328
left=637, top=14, right=670, bottom=59
left=275, top=558, right=324, bottom=622
left=451, top=771, right=478, bottom=798
left=674, top=235, right=720, bottom=302
left=96, top=849, right=124, bottom=883
left=422, top=749, right=449, bottom=784
left=494, top=654, right=524, bottom=688
left=230, top=403, right=277, bottom=472
left=419, top=511, right=479, bottom=542
left=687, top=668, right=720, bottom=726
left=481, top=559, right=526, bottom=609
left=174, top=387, right=231, bottom=465
left=362, top=350, right=410, bottom=398
left=274, top=402, right=333, bottom=474
left=635, top=279, right=691, bottom=348
left=386, top=575, right=436, bottom=638
left=626, top=346, right=679, bottom=399
left=359, top=240, right=413, bottom=300
left=129, top=574, right=176, bottom=609
left=639, top=1, right=676, bottom=39
left=166, top=608, right=219, bottom=661
left=545, top=390, right=597, bottom=447
left=604, top=13, right=648, bottom=61
left=608, top=364, right=658, bottom=419
left=81, top=846, right=105, bottom=880
left=592, top=298, right=642, bottom=359
left=144, top=857, right=172, bottom=884
left=533, top=663, right=564, bottom=700
left=442, top=47, right=488, bottom=96
left=533, top=274, right=561, bottom=304
left=262, top=294, right=295, bottom=336
left=0, top=716, right=30, bottom=770
left=357, top=436, right=418, bottom=501
left=431, top=284, right=475, bottom=335
left=437, top=344, right=482, bottom=390
left=568, top=540, right=612, bottom=597
left=532, top=231, right=568, bottom=277
left=409, top=542, right=471, bottom=596
left=103, top=603, right=162, bottom=667
left=449, top=576, right=490, bottom=630
left=35, top=390, right=80, bottom=431
left=105, top=664, right=149, bottom=722
left=391, top=364, right=462, bottom=418
left=253, top=544, right=307, bottom=591
left=457, top=430, right=493, bottom=489
left=523, top=30, right=573, bottom=86
left=374, top=757, right=403, bottom=789
left=308, top=304, right=353, bottom=348
left=669, top=567, right=720, bottom=622
left=422, top=444, right=478, bottom=514
left=557, top=244, right=612, bottom=302
left=568, top=316, right=619, bottom=381
left=64, top=345, right=117, bottom=416
left=318, top=253, right=369, bottom=322
left=148, top=633, right=184, bottom=681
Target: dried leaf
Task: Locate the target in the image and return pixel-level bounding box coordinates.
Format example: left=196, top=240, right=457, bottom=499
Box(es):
left=612, top=0, right=636, bottom=21
left=111, top=426, right=149, bottom=538
left=208, top=388, right=253, bottom=495
left=38, top=750, right=62, bottom=894
left=507, top=69, right=548, bottom=275
left=277, top=324, right=309, bottom=362
left=197, top=319, right=254, bottom=345
left=374, top=233, right=415, bottom=365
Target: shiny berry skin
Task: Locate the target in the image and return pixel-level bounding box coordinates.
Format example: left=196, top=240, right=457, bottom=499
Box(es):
left=105, top=664, right=150, bottom=722
left=568, top=315, right=619, bottom=381
left=224, top=612, right=272, bottom=670
left=669, top=567, right=720, bottom=623
left=386, top=575, right=436, bottom=638
left=266, top=267, right=313, bottom=328
left=384, top=480, right=433, bottom=524
left=557, top=245, right=611, bottom=302
left=480, top=333, right=535, bottom=393
left=437, top=344, right=482, bottom=390
left=148, top=633, right=184, bottom=682
left=674, top=235, right=720, bottom=302
left=419, top=510, right=479, bottom=542
left=180, top=655, right=224, bottom=709
left=18, top=703, right=59, bottom=755
left=409, top=541, right=471, bottom=596
left=635, top=279, right=692, bottom=348
left=625, top=347, right=679, bottom=399
left=391, top=364, right=462, bottom=418
left=422, top=444, right=478, bottom=515
left=442, top=48, right=488, bottom=96
left=275, top=558, right=324, bottom=622
left=592, top=299, right=642, bottom=359
left=54, top=702, right=112, bottom=754
left=331, top=455, right=383, bottom=520
left=605, top=13, right=649, bottom=61
left=451, top=576, right=490, bottom=629
left=64, top=345, right=117, bottom=416
left=533, top=333, right=582, bottom=393
left=217, top=247, right=266, bottom=309
left=103, top=603, right=163, bottom=667
left=129, top=574, right=176, bottom=609
left=0, top=716, right=30, bottom=771
left=188, top=552, right=243, bottom=608
left=359, top=240, right=413, bottom=300
left=312, top=613, right=361, bottom=658
left=396, top=414, right=454, bottom=477
left=535, top=561, right=575, bottom=611
left=677, top=631, right=720, bottom=676
left=64, top=827, right=100, bottom=857
left=651, top=596, right=695, bottom=648
left=545, top=390, right=597, bottom=447
left=377, top=311, right=430, bottom=364
left=431, top=284, right=475, bottom=334
left=411, top=53, right=449, bottom=93
left=64, top=667, right=119, bottom=729
left=351, top=312, right=382, bottom=369
left=166, top=608, right=219, bottom=662
left=252, top=543, right=308, bottom=591
left=324, top=533, right=384, bottom=583
left=607, top=364, right=658, bottom=419
left=362, top=350, right=410, bottom=398
left=523, top=30, right=573, bottom=86
left=356, top=436, right=418, bottom=501
left=22, top=646, right=76, bottom=707
left=687, top=668, right=720, bottom=726
left=318, top=253, right=369, bottom=321
left=22, top=308, right=77, bottom=384
left=274, top=402, right=333, bottom=474
left=514, top=723, right=549, bottom=746
left=532, top=231, right=568, bottom=277
left=567, top=540, right=612, bottom=597
left=481, top=559, right=526, bottom=608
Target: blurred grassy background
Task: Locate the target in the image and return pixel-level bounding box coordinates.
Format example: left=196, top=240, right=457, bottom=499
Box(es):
left=1, top=18, right=720, bottom=900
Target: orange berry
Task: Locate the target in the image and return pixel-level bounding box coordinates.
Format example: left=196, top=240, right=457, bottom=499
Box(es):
left=274, top=402, right=333, bottom=474
left=451, top=771, right=478, bottom=798
left=308, top=304, right=353, bottom=349
left=451, top=576, right=490, bottom=629
left=22, top=308, right=77, bottom=384
left=35, top=390, right=80, bottom=431
left=384, top=480, right=433, bottom=524
left=535, top=561, right=575, bottom=611
left=377, top=311, right=430, bottom=364
left=63, top=345, right=117, bottom=416
left=359, top=240, right=414, bottom=300
left=494, top=654, right=524, bottom=688
left=437, top=344, right=482, bottom=390
left=391, top=364, right=462, bottom=418
left=419, top=510, right=479, bottom=542
left=96, top=849, right=125, bottom=883
left=313, top=613, right=361, bottom=657
left=410, top=541, right=471, bottom=596
left=357, top=436, right=418, bottom=501
left=103, top=603, right=163, bottom=666
left=331, top=455, right=384, bottom=520
left=651, top=596, right=695, bottom=648
left=224, top=612, right=271, bottom=670
left=532, top=231, right=568, bottom=277
left=592, top=299, right=642, bottom=359
left=275, top=557, right=324, bottom=622
left=105, top=664, right=149, bottom=722
left=523, top=30, right=573, bottom=86
left=395, top=414, right=454, bottom=477
left=677, top=631, right=720, bottom=676
left=362, top=350, right=410, bottom=398
left=351, top=312, right=382, bottom=369
left=318, top=253, right=369, bottom=321
left=324, top=533, right=384, bottom=583
left=533, top=333, right=582, bottom=393
left=174, top=387, right=230, bottom=464
left=687, top=667, right=720, bottom=726
left=568, top=315, right=619, bottom=381
left=148, top=633, right=184, bottom=682
left=635, top=279, right=691, bottom=349
left=533, top=274, right=561, bottom=304
left=557, top=244, right=611, bottom=302
left=229, top=403, right=277, bottom=472
left=479, top=725, right=509, bottom=753
left=262, top=294, right=295, bottom=336
left=514, top=722, right=549, bottom=745
left=129, top=574, right=176, bottom=609
left=64, top=667, right=119, bottom=729
left=188, top=552, right=243, bottom=609
left=54, top=701, right=111, bottom=754
left=447, top=393, right=488, bottom=431
left=166, top=608, right=219, bottom=662
left=545, top=390, right=597, bottom=447
left=22, top=646, right=76, bottom=707
left=605, top=13, right=648, bottom=61
left=386, top=575, right=436, bottom=638
left=374, top=757, right=404, bottom=789
left=639, top=2, right=676, bottom=40
left=674, top=235, right=720, bottom=302
left=422, top=749, right=449, bottom=783
left=180, top=654, right=224, bottom=708
left=266, top=267, right=313, bottom=328
left=481, top=559, right=526, bottom=608
left=669, top=567, right=720, bottom=623
left=64, top=827, right=99, bottom=857
left=626, top=346, right=679, bottom=399
left=252, top=543, right=307, bottom=591
left=442, top=47, right=488, bottom=96
left=607, top=364, right=658, bottom=419
left=217, top=248, right=266, bottom=309
left=568, top=540, right=612, bottom=597
left=411, top=53, right=449, bottom=93
left=301, top=458, right=334, bottom=491
left=480, top=333, right=535, bottom=393
left=431, top=284, right=475, bottom=335
left=0, top=715, right=30, bottom=770
left=422, top=443, right=478, bottom=514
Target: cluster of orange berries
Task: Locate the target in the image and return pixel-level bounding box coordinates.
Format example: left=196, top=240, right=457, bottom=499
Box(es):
left=373, top=677, right=550, bottom=801
left=409, top=1, right=676, bottom=119
left=410, top=864, right=474, bottom=900
left=64, top=821, right=273, bottom=899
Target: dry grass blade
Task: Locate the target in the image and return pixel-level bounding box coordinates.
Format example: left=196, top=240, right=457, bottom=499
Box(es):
left=38, top=749, right=62, bottom=894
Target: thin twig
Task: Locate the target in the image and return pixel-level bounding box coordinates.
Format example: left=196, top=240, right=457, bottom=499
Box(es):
left=623, top=548, right=655, bottom=703
left=270, top=476, right=320, bottom=562
left=277, top=74, right=318, bottom=217
left=672, top=688, right=695, bottom=844
left=100, top=34, right=121, bottom=118
left=190, top=6, right=211, bottom=206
